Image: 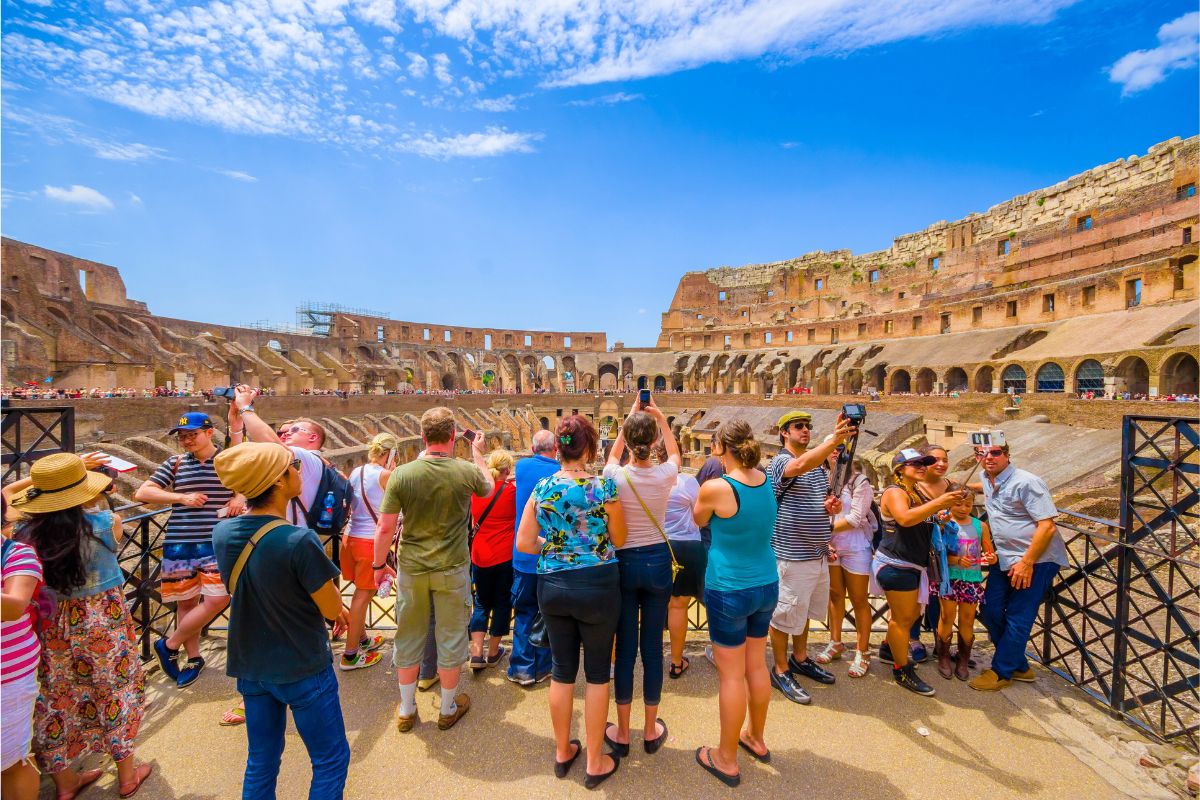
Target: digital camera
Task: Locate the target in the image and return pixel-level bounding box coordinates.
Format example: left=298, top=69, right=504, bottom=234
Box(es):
left=841, top=403, right=866, bottom=425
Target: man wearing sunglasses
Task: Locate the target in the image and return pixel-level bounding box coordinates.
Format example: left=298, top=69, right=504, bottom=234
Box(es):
left=969, top=436, right=1067, bottom=692
left=766, top=410, right=857, bottom=705
left=136, top=411, right=243, bottom=688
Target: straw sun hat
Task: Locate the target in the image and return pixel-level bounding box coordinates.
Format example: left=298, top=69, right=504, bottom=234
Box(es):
left=8, top=452, right=112, bottom=514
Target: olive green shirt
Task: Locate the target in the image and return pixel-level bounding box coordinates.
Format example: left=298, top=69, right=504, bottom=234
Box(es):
left=380, top=457, right=490, bottom=573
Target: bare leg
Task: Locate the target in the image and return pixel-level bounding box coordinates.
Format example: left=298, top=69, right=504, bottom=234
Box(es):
left=548, top=680, right=574, bottom=761
left=613, top=703, right=631, bottom=744
left=827, top=566, right=846, bottom=645
left=667, top=596, right=690, bottom=668
left=168, top=595, right=230, bottom=659
left=2, top=761, right=39, bottom=800
left=486, top=635, right=502, bottom=658
left=937, top=598, right=957, bottom=642
left=768, top=627, right=790, bottom=675
left=584, top=682, right=616, bottom=776
left=345, top=588, right=373, bottom=654
left=957, top=602, right=978, bottom=644
left=170, top=595, right=198, bottom=658
left=643, top=702, right=661, bottom=741
left=844, top=573, right=872, bottom=653
left=710, top=643, right=745, bottom=776
left=792, top=621, right=810, bottom=659
left=885, top=589, right=920, bottom=668
left=470, top=631, right=485, bottom=659
left=741, top=635, right=770, bottom=756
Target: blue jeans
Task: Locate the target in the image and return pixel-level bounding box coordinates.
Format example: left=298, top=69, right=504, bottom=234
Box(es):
left=237, top=665, right=350, bottom=800
left=509, top=569, right=552, bottom=680
left=980, top=562, right=1060, bottom=680
left=614, top=544, right=673, bottom=705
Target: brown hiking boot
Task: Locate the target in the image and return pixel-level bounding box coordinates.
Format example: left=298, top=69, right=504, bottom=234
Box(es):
left=935, top=636, right=953, bottom=680
left=955, top=635, right=973, bottom=681
left=437, top=693, right=471, bottom=730
left=397, top=706, right=419, bottom=733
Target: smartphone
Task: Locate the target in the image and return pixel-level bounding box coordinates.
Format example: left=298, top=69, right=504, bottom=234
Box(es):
left=639, top=389, right=651, bottom=406
left=461, top=429, right=476, bottom=443
left=969, top=430, right=1008, bottom=448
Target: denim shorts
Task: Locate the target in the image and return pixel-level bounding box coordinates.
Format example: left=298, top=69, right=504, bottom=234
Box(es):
left=876, top=565, right=921, bottom=592
left=704, top=581, right=779, bottom=648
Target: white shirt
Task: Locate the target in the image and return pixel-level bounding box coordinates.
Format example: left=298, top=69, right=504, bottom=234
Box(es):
left=603, top=461, right=678, bottom=549
left=347, top=463, right=386, bottom=539
left=663, top=474, right=701, bottom=542
left=287, top=446, right=325, bottom=526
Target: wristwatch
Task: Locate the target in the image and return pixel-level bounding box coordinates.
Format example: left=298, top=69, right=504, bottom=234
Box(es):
left=237, top=404, right=256, bottom=415
left=371, top=562, right=388, bottom=570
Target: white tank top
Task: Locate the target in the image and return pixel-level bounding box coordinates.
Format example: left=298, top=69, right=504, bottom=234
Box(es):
left=347, top=463, right=386, bottom=539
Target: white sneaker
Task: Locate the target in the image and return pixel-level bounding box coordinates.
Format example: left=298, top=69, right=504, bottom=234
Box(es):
left=847, top=650, right=870, bottom=678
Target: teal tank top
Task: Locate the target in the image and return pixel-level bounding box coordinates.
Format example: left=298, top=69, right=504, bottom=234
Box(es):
left=706, top=476, right=779, bottom=592
left=946, top=517, right=984, bottom=583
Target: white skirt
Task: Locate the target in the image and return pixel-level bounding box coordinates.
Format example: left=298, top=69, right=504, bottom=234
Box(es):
left=1, top=670, right=38, bottom=771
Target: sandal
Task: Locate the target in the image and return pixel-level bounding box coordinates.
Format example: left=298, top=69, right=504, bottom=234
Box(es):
left=219, top=705, right=246, bottom=726
left=847, top=650, right=870, bottom=678
left=668, top=656, right=690, bottom=679
left=696, top=746, right=740, bottom=787
left=814, top=641, right=845, bottom=664
left=118, top=763, right=153, bottom=798
left=554, top=739, right=582, bottom=779
left=56, top=768, right=103, bottom=800
left=738, top=735, right=771, bottom=764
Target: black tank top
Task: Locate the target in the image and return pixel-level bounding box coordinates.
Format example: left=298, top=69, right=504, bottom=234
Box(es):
left=879, top=486, right=932, bottom=567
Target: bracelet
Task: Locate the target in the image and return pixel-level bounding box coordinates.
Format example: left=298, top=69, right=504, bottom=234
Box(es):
left=237, top=405, right=256, bottom=415
left=371, top=562, right=387, bottom=570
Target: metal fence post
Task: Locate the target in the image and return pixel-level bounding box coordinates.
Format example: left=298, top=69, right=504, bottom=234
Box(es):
left=1111, top=416, right=1135, bottom=718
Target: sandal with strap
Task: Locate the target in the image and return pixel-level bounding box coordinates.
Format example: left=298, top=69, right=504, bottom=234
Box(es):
left=119, top=764, right=153, bottom=798
left=219, top=705, right=246, bottom=726
left=814, top=641, right=845, bottom=664
left=847, top=650, right=870, bottom=678
left=668, top=656, right=690, bottom=679
left=56, top=768, right=103, bottom=800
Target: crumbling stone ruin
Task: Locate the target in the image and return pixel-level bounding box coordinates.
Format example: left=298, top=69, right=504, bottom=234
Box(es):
left=2, top=137, right=1196, bottom=398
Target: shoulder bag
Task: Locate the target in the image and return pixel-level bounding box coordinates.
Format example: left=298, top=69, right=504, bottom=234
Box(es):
left=622, top=467, right=683, bottom=581
left=228, top=519, right=289, bottom=596
left=357, top=465, right=402, bottom=569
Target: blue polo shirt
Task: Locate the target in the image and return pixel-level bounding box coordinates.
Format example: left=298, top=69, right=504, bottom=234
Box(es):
left=513, top=453, right=560, bottom=573
left=982, top=464, right=1068, bottom=571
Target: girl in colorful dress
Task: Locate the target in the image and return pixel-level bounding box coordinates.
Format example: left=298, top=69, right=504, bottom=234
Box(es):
left=9, top=453, right=152, bottom=798
left=934, top=488, right=996, bottom=680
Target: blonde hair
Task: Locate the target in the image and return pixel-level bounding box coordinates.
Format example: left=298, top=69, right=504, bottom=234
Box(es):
left=420, top=407, right=455, bottom=444
left=368, top=432, right=400, bottom=461
left=486, top=449, right=514, bottom=481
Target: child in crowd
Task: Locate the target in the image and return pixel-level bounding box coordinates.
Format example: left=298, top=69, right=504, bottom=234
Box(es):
left=933, top=489, right=996, bottom=680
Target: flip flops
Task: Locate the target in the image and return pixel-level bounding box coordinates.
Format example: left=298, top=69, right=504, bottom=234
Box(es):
left=219, top=705, right=245, bottom=727
left=738, top=736, right=771, bottom=763
left=696, top=746, right=740, bottom=787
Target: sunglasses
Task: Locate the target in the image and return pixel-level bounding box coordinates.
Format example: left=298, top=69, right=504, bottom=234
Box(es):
left=284, top=426, right=313, bottom=436
left=977, top=448, right=1006, bottom=458
left=786, top=422, right=813, bottom=431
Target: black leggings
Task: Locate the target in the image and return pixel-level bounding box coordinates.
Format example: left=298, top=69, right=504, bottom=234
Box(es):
left=537, top=565, right=620, bottom=685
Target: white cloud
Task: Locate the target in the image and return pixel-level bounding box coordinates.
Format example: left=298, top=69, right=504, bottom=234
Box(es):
left=128, top=192, right=143, bottom=206
left=432, top=52, right=452, bottom=85
left=567, top=92, right=643, bottom=107
left=406, top=52, right=429, bottom=79
left=216, top=168, right=259, bottom=182
left=1108, top=12, right=1199, bottom=96
left=398, top=126, right=540, bottom=159
left=474, top=94, right=517, bottom=111
left=780, top=141, right=801, bottom=149
left=3, top=106, right=169, bottom=162
left=44, top=184, right=114, bottom=211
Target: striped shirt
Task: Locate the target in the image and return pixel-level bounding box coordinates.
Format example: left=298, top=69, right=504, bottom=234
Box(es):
left=1, top=540, right=43, bottom=683
left=149, top=452, right=233, bottom=544
left=768, top=452, right=832, bottom=561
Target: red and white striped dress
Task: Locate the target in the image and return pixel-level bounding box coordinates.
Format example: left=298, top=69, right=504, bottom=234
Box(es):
left=0, top=540, right=42, bottom=684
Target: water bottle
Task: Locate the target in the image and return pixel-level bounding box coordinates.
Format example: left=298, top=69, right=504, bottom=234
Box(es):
left=376, top=574, right=394, bottom=599
left=317, top=491, right=335, bottom=528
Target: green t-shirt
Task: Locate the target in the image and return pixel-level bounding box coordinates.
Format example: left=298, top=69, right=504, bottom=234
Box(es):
left=380, top=456, right=489, bottom=573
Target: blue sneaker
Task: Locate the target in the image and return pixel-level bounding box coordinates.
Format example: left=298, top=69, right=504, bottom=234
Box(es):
left=909, top=641, right=929, bottom=663
left=153, top=638, right=181, bottom=681
left=177, top=657, right=205, bottom=688
left=769, top=670, right=811, bottom=705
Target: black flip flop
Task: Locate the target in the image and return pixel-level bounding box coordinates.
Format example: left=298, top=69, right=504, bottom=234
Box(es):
left=696, top=746, right=741, bottom=787
left=644, top=718, right=668, bottom=754
left=584, top=753, right=620, bottom=790
left=604, top=723, right=630, bottom=757
left=738, top=737, right=771, bottom=764
left=669, top=656, right=690, bottom=679
left=554, top=739, right=582, bottom=779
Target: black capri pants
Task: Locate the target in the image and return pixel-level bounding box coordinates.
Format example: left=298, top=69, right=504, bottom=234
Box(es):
left=537, top=563, right=621, bottom=684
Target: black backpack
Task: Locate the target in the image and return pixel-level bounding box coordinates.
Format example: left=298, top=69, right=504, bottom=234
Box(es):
left=292, top=458, right=352, bottom=533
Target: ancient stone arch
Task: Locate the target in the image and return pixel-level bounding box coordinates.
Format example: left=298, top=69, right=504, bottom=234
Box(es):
left=1035, top=362, right=1065, bottom=392
left=915, top=368, right=936, bottom=394
left=1114, top=355, right=1149, bottom=395
left=973, top=364, right=995, bottom=393
left=889, top=369, right=911, bottom=394
left=1160, top=351, right=1199, bottom=394
left=1001, top=363, right=1028, bottom=394
left=945, top=367, right=968, bottom=392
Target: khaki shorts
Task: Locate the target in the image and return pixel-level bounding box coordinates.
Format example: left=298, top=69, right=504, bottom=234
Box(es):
left=771, top=557, right=830, bottom=635
left=393, top=564, right=472, bottom=670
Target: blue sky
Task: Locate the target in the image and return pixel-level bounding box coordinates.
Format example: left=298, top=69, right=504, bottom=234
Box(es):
left=3, top=0, right=1197, bottom=346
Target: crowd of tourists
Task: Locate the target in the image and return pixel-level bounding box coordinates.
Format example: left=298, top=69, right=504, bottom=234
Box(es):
left=0, top=384, right=1069, bottom=798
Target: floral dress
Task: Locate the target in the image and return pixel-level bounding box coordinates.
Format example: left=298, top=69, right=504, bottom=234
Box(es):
left=532, top=475, right=619, bottom=573
left=32, top=510, right=145, bottom=773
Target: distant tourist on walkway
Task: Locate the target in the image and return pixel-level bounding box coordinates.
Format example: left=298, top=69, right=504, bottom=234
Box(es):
left=691, top=420, right=778, bottom=788
left=135, top=411, right=240, bottom=689
left=652, top=437, right=706, bottom=681
left=818, top=451, right=874, bottom=678
left=515, top=414, right=627, bottom=788
left=602, top=397, right=680, bottom=757
left=767, top=411, right=856, bottom=705
left=340, top=432, right=401, bottom=671
left=1, top=494, right=43, bottom=800
left=934, top=489, right=996, bottom=680
left=372, top=407, right=492, bottom=733
left=468, top=449, right=516, bottom=671
left=874, top=449, right=963, bottom=696
left=212, top=442, right=351, bottom=800
left=508, top=429, right=557, bottom=686
left=970, top=440, right=1067, bottom=691
left=9, top=453, right=152, bottom=798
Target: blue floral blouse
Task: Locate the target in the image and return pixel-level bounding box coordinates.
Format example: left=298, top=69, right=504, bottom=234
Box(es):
left=532, top=475, right=619, bottom=574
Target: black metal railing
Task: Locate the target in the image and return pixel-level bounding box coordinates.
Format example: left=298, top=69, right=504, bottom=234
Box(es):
left=1, top=405, right=75, bottom=483
left=1031, top=415, right=1198, bottom=748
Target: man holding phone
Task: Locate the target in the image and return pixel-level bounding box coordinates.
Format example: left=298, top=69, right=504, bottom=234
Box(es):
left=969, top=437, right=1067, bottom=691
left=136, top=412, right=243, bottom=688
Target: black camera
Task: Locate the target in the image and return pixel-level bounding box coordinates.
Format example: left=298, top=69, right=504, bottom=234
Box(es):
left=841, top=403, right=866, bottom=425
left=212, top=386, right=236, bottom=399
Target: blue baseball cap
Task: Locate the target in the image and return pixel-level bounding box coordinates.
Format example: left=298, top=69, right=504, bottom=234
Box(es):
left=169, top=412, right=214, bottom=433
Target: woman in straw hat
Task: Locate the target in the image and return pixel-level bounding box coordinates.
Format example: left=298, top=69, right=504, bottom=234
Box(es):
left=8, top=452, right=152, bottom=798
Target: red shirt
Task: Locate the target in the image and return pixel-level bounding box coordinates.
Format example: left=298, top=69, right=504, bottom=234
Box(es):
left=470, top=479, right=516, bottom=568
